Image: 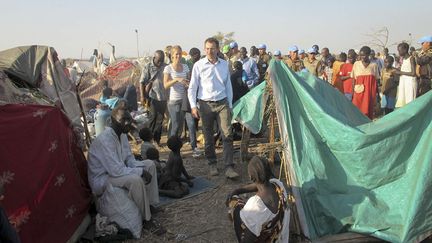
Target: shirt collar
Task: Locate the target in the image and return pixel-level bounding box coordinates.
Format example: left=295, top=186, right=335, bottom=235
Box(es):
left=205, top=57, right=220, bottom=65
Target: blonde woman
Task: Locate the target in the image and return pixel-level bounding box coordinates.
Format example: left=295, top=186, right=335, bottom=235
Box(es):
left=163, top=45, right=190, bottom=138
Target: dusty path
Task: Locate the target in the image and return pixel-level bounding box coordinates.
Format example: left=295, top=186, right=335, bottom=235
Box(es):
left=129, top=137, right=268, bottom=243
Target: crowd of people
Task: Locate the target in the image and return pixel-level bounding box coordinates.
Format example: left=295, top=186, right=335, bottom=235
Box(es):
left=83, top=35, right=431, bottom=241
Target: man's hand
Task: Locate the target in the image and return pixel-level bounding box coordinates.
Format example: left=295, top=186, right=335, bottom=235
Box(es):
left=191, top=108, right=200, bottom=119
left=142, top=170, right=152, bottom=185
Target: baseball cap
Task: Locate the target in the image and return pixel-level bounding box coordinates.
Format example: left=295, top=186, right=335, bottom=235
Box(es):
left=307, top=48, right=317, bottom=54
left=273, top=50, right=281, bottom=56
left=222, top=45, right=230, bottom=54
left=288, top=45, right=299, bottom=52
left=257, top=44, right=267, bottom=49
left=418, top=35, right=432, bottom=44
left=229, top=42, right=238, bottom=49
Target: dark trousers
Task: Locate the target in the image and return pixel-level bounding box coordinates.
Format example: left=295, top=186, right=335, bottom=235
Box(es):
left=149, top=99, right=167, bottom=144
left=199, top=99, right=233, bottom=167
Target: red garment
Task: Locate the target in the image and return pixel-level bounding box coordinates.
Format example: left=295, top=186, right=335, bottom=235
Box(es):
left=0, top=104, right=90, bottom=243
left=352, top=75, right=377, bottom=119
left=339, top=63, right=353, bottom=94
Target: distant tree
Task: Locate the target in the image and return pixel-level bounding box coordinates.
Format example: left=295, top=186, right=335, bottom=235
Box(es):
left=363, top=27, right=407, bottom=51
left=363, top=27, right=391, bottom=50
left=212, top=31, right=235, bottom=48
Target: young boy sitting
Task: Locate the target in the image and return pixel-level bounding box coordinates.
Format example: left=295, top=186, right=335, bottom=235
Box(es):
left=139, top=127, right=156, bottom=160
left=145, top=147, right=164, bottom=177
left=158, top=136, right=194, bottom=198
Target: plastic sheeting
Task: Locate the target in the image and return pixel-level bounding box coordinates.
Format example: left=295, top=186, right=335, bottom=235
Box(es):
left=0, top=45, right=83, bottom=132
left=232, top=81, right=268, bottom=134
left=267, top=60, right=432, bottom=242
left=0, top=45, right=49, bottom=86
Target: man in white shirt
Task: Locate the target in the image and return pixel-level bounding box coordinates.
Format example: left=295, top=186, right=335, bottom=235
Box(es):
left=188, top=37, right=239, bottom=179
left=88, top=101, right=164, bottom=233
left=239, top=47, right=259, bottom=88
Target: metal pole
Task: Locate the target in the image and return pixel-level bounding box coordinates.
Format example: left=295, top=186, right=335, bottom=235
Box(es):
left=135, top=29, right=140, bottom=58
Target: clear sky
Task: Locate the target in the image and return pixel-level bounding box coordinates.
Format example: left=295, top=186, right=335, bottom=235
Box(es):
left=0, top=0, right=429, bottom=59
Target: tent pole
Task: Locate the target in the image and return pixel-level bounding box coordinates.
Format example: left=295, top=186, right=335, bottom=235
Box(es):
left=240, top=126, right=251, bottom=163
left=269, top=111, right=276, bottom=166
left=75, top=71, right=91, bottom=148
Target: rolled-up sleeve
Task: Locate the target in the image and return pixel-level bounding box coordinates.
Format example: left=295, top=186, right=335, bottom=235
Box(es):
left=140, top=64, right=150, bottom=84
left=188, top=63, right=200, bottom=109
left=225, top=62, right=233, bottom=108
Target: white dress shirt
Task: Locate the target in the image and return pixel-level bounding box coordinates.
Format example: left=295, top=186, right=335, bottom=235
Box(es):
left=188, top=57, right=233, bottom=109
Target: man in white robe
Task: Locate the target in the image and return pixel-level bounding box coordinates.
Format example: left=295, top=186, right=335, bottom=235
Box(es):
left=88, top=102, right=159, bottom=223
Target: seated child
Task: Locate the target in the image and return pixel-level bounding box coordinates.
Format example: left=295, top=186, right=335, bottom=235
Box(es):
left=145, top=147, right=164, bottom=176
left=139, top=127, right=156, bottom=160
left=158, top=136, right=194, bottom=198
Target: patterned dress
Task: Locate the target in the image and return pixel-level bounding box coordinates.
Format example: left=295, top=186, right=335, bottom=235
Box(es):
left=351, top=61, right=379, bottom=119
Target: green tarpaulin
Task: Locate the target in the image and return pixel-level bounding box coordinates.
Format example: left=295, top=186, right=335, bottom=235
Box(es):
left=232, top=60, right=432, bottom=242
left=232, top=81, right=268, bottom=134
left=258, top=60, right=432, bottom=242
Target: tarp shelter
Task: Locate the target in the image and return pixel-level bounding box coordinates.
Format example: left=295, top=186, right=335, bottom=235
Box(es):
left=0, top=45, right=83, bottom=131
left=78, top=60, right=142, bottom=102
left=0, top=104, right=91, bottom=243
left=233, top=60, right=432, bottom=242
left=0, top=45, right=91, bottom=242
left=232, top=81, right=268, bottom=134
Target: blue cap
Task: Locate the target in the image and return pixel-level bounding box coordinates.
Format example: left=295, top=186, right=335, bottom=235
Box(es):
left=288, top=45, right=299, bottom=52
left=273, top=50, right=281, bottom=56
left=307, top=48, right=317, bottom=54
left=299, top=49, right=305, bottom=54
left=418, top=35, right=432, bottom=44
left=257, top=44, right=267, bottom=49
left=229, top=42, right=238, bottom=49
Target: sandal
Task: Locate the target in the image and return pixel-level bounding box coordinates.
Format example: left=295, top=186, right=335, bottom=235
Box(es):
left=143, top=219, right=166, bottom=236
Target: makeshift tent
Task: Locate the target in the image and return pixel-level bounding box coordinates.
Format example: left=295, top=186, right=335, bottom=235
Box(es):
left=0, top=45, right=91, bottom=242
left=0, top=104, right=91, bottom=243
left=232, top=60, right=432, bottom=242
left=0, top=46, right=83, bottom=130
left=78, top=60, right=142, bottom=101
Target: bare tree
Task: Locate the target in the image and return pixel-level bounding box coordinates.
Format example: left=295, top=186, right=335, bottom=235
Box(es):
left=363, top=27, right=391, bottom=50
left=212, top=31, right=235, bottom=48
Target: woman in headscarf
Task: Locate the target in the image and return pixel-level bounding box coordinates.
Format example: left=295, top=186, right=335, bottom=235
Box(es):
left=226, top=156, right=290, bottom=243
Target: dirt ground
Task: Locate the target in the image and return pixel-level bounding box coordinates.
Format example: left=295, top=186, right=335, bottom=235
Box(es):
left=126, top=135, right=276, bottom=243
